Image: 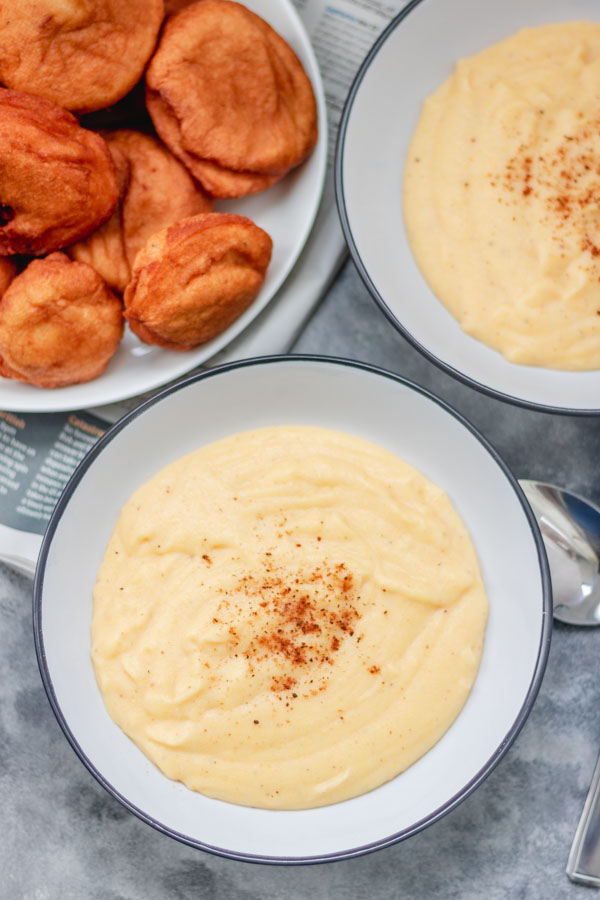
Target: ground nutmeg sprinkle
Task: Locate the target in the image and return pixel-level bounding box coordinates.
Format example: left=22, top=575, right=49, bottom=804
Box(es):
left=497, top=112, right=600, bottom=271
left=211, top=556, right=364, bottom=698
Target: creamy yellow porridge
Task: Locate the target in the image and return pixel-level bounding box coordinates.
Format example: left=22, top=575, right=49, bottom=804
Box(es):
left=403, top=22, right=600, bottom=370
left=91, top=426, right=488, bottom=809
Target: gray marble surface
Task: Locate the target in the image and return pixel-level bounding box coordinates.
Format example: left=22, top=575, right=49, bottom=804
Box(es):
left=2, top=258, right=600, bottom=899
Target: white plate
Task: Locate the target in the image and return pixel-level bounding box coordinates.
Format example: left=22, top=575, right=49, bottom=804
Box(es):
left=336, top=0, right=600, bottom=414
left=0, top=0, right=327, bottom=413
left=34, top=356, right=551, bottom=863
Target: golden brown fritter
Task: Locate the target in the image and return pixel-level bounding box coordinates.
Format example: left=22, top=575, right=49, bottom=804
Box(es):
left=67, top=144, right=132, bottom=294
left=124, top=212, right=272, bottom=349
left=0, top=0, right=165, bottom=114
left=163, top=0, right=196, bottom=15
left=0, top=252, right=124, bottom=388
left=69, top=129, right=214, bottom=292
left=0, top=90, right=119, bottom=256
left=0, top=257, right=16, bottom=298
left=114, top=130, right=215, bottom=269
left=145, top=0, right=318, bottom=198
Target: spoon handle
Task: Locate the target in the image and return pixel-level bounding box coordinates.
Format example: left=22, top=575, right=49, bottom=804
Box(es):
left=567, top=750, right=600, bottom=885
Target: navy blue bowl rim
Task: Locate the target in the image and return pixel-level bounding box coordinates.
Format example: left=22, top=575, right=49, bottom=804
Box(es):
left=33, top=354, right=553, bottom=866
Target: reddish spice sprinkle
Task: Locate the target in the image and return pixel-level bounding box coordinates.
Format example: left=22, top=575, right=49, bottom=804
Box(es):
left=215, top=558, right=362, bottom=696
left=496, top=116, right=600, bottom=266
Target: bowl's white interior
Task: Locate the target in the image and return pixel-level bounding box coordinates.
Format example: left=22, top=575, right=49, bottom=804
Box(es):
left=37, top=358, right=548, bottom=861
left=340, top=0, right=600, bottom=412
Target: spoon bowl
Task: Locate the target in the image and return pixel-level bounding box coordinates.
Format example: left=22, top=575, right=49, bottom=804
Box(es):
left=519, top=480, right=600, bottom=627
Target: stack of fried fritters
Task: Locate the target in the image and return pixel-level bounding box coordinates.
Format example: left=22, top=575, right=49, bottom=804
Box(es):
left=0, top=0, right=318, bottom=388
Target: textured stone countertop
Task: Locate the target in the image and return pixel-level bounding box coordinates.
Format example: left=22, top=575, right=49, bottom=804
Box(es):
left=2, top=258, right=600, bottom=899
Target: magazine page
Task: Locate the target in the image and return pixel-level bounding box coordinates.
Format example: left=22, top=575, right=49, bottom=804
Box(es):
left=0, top=409, right=110, bottom=576
left=294, top=0, right=400, bottom=170
left=0, top=0, right=404, bottom=575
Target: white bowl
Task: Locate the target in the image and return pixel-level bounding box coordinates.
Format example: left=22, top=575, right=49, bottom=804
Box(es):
left=34, top=356, right=551, bottom=863
left=0, top=0, right=327, bottom=413
left=336, top=0, right=600, bottom=414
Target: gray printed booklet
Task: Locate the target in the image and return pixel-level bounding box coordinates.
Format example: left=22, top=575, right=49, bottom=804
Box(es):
left=0, top=406, right=116, bottom=576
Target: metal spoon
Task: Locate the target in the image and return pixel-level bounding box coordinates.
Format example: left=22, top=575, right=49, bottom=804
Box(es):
left=520, top=480, right=600, bottom=886
left=520, top=481, right=600, bottom=627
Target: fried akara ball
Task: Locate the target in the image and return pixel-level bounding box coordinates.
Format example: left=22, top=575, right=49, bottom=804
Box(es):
left=0, top=0, right=165, bottom=114
left=145, top=0, right=318, bottom=198
left=68, top=142, right=132, bottom=295
left=0, top=253, right=123, bottom=388
left=163, top=0, right=195, bottom=15
left=0, top=89, right=119, bottom=256
left=0, top=257, right=16, bottom=298
left=124, top=212, right=272, bottom=349
left=69, top=129, right=213, bottom=293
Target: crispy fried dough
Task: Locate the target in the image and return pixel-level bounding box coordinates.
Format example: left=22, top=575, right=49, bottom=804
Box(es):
left=0, top=90, right=119, bottom=256
left=124, top=212, right=272, bottom=349
left=68, top=144, right=132, bottom=293
left=145, top=0, right=318, bottom=198
left=0, top=253, right=123, bottom=388
left=164, top=0, right=196, bottom=15
left=69, top=130, right=214, bottom=292
left=113, top=130, right=214, bottom=270
left=0, top=0, right=165, bottom=114
left=0, top=257, right=16, bottom=298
